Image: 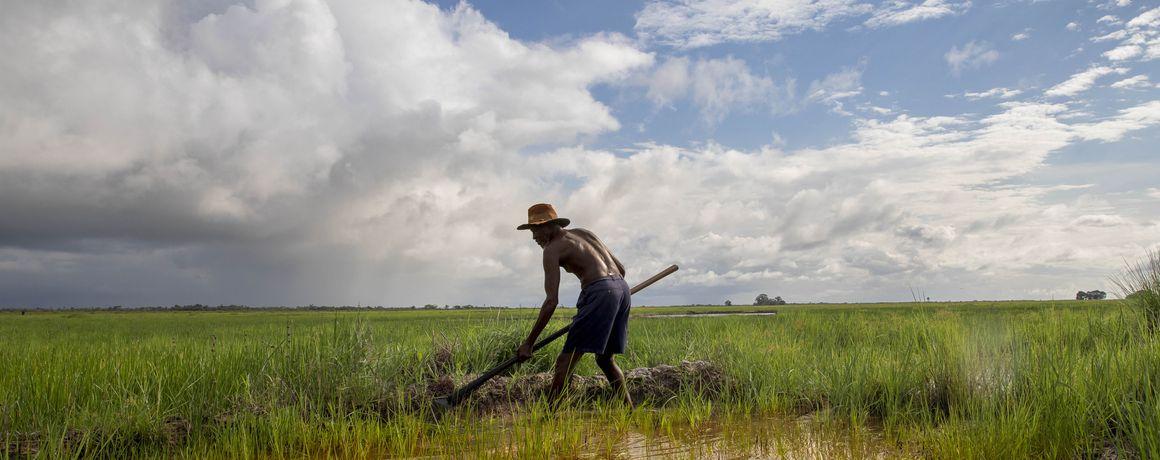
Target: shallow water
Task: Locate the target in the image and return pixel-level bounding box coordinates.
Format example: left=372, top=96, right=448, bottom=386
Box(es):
left=593, top=415, right=901, bottom=459
left=434, top=413, right=906, bottom=459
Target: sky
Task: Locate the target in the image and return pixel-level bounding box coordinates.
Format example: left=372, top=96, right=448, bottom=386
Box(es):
left=1, top=0, right=1158, bottom=308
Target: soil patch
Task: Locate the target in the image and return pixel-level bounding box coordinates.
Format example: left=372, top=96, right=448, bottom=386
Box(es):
left=163, top=416, right=190, bottom=446
left=3, top=431, right=40, bottom=456
left=403, top=360, right=728, bottom=414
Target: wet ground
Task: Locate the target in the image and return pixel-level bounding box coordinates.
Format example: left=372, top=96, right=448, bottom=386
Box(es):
left=485, top=412, right=904, bottom=459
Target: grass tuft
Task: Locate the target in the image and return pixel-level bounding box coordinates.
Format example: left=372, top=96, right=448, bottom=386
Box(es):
left=1111, top=248, right=1160, bottom=332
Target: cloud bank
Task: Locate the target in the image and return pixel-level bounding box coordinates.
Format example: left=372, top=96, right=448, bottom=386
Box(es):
left=1, top=0, right=1158, bottom=308
left=0, top=0, right=653, bottom=306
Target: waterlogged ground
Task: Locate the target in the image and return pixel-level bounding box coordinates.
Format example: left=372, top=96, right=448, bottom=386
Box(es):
left=613, top=414, right=897, bottom=459
left=2, top=301, right=1158, bottom=458
left=417, top=411, right=903, bottom=458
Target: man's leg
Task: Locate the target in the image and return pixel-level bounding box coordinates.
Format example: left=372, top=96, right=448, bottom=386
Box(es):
left=595, top=353, right=633, bottom=407
left=548, top=351, right=583, bottom=404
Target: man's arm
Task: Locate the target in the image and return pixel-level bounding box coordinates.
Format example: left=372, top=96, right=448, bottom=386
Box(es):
left=517, top=246, right=561, bottom=360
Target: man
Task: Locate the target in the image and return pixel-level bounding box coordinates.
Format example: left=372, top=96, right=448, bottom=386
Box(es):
left=515, top=203, right=633, bottom=407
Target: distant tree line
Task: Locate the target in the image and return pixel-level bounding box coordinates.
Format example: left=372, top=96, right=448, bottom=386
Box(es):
left=422, top=304, right=481, bottom=310
left=2, top=304, right=502, bottom=312
left=754, top=294, right=786, bottom=306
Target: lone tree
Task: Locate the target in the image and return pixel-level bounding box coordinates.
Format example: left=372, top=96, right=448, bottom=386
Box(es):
left=724, top=300, right=732, bottom=306
left=1076, top=290, right=1107, bottom=300
left=754, top=294, right=786, bottom=306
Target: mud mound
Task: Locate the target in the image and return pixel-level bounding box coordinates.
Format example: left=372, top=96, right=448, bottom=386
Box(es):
left=212, top=398, right=270, bottom=425
left=4, top=428, right=98, bottom=456
left=163, top=416, right=190, bottom=446
left=427, top=340, right=456, bottom=377
left=624, top=360, right=727, bottom=402
left=403, top=360, right=727, bottom=413
left=3, top=431, right=40, bottom=456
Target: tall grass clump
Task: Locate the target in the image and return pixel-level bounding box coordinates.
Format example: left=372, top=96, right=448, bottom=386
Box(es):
left=1112, top=248, right=1160, bottom=332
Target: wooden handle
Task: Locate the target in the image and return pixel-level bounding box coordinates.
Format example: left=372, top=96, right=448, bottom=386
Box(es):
left=630, top=264, right=679, bottom=295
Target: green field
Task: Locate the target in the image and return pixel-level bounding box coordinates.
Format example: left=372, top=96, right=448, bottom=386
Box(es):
left=2, top=300, right=1158, bottom=458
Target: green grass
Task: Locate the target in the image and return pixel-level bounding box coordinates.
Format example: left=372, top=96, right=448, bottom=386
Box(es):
left=1, top=300, right=1157, bottom=458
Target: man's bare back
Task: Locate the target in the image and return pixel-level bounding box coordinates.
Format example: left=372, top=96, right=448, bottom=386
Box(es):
left=540, top=228, right=624, bottom=286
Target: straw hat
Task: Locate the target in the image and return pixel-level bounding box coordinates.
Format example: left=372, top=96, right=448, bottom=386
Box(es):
left=517, top=203, right=570, bottom=230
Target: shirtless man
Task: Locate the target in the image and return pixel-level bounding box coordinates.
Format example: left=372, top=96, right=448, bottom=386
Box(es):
left=515, top=203, right=633, bottom=406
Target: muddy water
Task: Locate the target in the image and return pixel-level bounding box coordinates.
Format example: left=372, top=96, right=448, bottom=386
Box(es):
left=445, top=413, right=907, bottom=459
left=585, top=415, right=903, bottom=459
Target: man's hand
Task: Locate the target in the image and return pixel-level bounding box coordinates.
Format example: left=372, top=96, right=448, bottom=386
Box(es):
left=516, top=342, right=533, bottom=362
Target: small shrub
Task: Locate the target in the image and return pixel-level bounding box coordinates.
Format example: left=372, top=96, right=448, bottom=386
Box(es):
left=1111, top=249, right=1160, bottom=332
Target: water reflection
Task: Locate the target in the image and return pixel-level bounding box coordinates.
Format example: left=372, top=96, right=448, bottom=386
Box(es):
left=577, top=414, right=905, bottom=459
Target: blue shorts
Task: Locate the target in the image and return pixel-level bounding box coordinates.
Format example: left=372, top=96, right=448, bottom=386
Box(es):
left=562, top=275, right=631, bottom=355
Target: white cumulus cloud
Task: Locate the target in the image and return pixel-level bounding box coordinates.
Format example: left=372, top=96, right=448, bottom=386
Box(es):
left=634, top=0, right=968, bottom=48
left=1093, top=7, right=1160, bottom=63
left=642, top=56, right=796, bottom=123
left=863, top=0, right=971, bottom=29
left=1110, top=74, right=1155, bottom=89
left=1044, top=66, right=1128, bottom=97
left=945, top=41, right=1000, bottom=75
left=806, top=63, right=865, bottom=112
left=962, top=87, right=1023, bottom=100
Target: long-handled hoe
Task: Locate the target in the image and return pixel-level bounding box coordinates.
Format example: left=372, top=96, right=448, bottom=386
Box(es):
left=432, top=264, right=679, bottom=414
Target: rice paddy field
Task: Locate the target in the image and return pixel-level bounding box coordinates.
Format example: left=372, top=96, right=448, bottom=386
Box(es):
left=3, top=300, right=1159, bottom=459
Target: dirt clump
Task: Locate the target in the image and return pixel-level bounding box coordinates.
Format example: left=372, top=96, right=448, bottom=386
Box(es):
left=466, top=372, right=559, bottom=408
left=420, top=335, right=460, bottom=380
left=61, top=428, right=90, bottom=453
left=428, top=342, right=456, bottom=377
left=624, top=360, right=727, bottom=403
left=162, top=416, right=190, bottom=446
left=401, top=375, right=457, bottom=407
left=410, top=360, right=727, bottom=413
left=372, top=375, right=460, bottom=416
left=1097, top=444, right=1136, bottom=460
left=212, top=399, right=270, bottom=425
left=3, top=431, right=40, bottom=456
